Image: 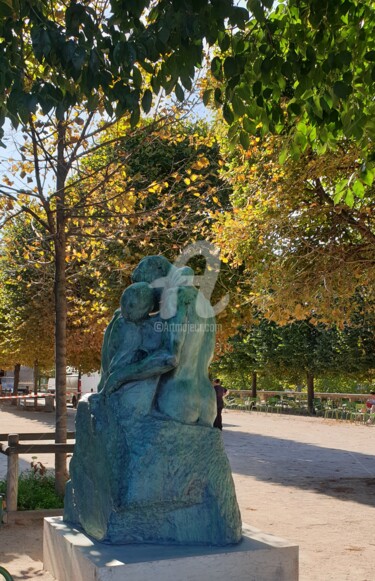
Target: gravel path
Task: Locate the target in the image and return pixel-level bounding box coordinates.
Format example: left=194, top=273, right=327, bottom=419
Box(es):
left=0, top=404, right=374, bottom=580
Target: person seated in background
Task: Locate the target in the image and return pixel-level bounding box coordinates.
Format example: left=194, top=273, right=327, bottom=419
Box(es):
left=365, top=391, right=375, bottom=412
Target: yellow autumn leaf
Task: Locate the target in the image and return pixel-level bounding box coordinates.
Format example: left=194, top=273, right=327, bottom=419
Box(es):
left=294, top=304, right=305, bottom=319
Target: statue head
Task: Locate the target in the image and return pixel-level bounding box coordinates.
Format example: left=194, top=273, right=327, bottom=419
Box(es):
left=131, top=255, right=174, bottom=285
left=168, top=265, right=195, bottom=287
left=120, top=282, right=154, bottom=322
left=132, top=256, right=196, bottom=286
left=131, top=256, right=196, bottom=314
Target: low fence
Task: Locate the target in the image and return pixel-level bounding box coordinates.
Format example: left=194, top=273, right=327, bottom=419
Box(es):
left=0, top=432, right=75, bottom=519
left=0, top=394, right=55, bottom=411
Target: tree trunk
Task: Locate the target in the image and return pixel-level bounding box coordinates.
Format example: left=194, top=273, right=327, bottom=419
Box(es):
left=11, top=363, right=20, bottom=406
left=251, top=371, right=257, bottom=398
left=307, top=372, right=315, bottom=415
left=54, top=120, right=69, bottom=496
left=78, top=369, right=82, bottom=403
left=33, top=359, right=39, bottom=410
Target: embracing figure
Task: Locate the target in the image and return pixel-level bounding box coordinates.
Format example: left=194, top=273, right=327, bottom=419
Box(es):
left=98, top=255, right=216, bottom=427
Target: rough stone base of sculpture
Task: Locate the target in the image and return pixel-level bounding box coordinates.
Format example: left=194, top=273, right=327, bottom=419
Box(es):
left=64, top=392, right=242, bottom=546
left=44, top=518, right=299, bottom=581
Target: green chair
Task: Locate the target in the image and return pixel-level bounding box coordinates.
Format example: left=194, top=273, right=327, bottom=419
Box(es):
left=244, top=397, right=257, bottom=411
left=349, top=403, right=368, bottom=424
left=254, top=398, right=267, bottom=413
left=224, top=397, right=236, bottom=409
left=0, top=566, right=14, bottom=581
left=324, top=399, right=338, bottom=420
left=340, top=401, right=356, bottom=422
left=313, top=398, right=323, bottom=416
left=267, top=397, right=281, bottom=414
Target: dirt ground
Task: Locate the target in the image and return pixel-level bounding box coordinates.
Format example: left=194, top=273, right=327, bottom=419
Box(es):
left=0, top=403, right=374, bottom=581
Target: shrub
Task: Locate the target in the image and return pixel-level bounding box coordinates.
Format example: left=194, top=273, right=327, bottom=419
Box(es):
left=0, top=461, right=64, bottom=510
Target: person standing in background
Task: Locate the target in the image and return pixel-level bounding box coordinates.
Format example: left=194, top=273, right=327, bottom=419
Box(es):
left=213, top=378, right=228, bottom=430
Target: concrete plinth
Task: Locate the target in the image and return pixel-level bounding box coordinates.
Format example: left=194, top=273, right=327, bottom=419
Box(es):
left=43, top=517, right=298, bottom=581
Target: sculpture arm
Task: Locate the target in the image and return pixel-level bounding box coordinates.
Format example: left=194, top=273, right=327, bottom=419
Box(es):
left=104, top=351, right=177, bottom=396
left=105, top=288, right=190, bottom=395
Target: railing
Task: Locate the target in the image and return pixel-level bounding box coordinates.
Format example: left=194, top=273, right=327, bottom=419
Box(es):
left=0, top=432, right=75, bottom=516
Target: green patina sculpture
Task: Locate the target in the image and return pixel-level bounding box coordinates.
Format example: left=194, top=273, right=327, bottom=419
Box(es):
left=64, top=255, right=242, bottom=545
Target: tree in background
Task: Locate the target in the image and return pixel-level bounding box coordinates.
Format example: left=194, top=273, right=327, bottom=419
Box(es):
left=211, top=130, right=375, bottom=326
left=213, top=302, right=375, bottom=413
left=0, top=215, right=55, bottom=367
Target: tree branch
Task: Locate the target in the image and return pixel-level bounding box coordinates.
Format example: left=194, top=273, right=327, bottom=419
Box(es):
left=314, top=178, right=375, bottom=244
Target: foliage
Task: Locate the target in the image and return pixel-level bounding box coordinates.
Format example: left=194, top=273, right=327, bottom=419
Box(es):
left=65, top=118, right=231, bottom=369
left=74, top=117, right=230, bottom=253
left=0, top=215, right=55, bottom=369
left=0, top=0, right=245, bottom=134
left=0, top=463, right=64, bottom=510
left=211, top=130, right=375, bottom=324
left=1, top=1, right=375, bottom=174
left=0, top=118, right=231, bottom=372
left=213, top=307, right=375, bottom=390
left=207, top=1, right=375, bottom=162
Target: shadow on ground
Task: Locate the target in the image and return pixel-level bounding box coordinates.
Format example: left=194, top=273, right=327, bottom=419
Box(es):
left=0, top=402, right=76, bottom=434
left=223, top=426, right=375, bottom=508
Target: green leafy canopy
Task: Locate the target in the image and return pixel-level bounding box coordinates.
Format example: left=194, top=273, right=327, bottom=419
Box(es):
left=1, top=0, right=375, bottom=165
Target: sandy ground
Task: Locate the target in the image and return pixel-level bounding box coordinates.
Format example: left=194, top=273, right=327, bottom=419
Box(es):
left=0, top=403, right=374, bottom=581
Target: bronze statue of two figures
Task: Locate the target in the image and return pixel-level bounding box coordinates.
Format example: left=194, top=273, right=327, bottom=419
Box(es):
left=64, top=256, right=242, bottom=546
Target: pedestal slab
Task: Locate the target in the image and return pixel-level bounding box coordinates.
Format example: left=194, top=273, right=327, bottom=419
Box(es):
left=44, top=516, right=298, bottom=581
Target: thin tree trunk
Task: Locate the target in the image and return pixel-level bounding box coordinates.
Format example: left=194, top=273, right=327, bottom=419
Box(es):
left=11, top=363, right=20, bottom=406
left=54, top=120, right=69, bottom=496
left=251, top=371, right=257, bottom=398
left=33, top=359, right=39, bottom=410
left=78, top=369, right=82, bottom=403
left=307, top=372, right=315, bottom=415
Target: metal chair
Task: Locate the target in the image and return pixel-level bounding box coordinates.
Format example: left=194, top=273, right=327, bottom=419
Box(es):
left=0, top=566, right=14, bottom=581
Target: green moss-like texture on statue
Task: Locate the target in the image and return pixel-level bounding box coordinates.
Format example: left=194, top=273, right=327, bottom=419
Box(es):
left=64, top=255, right=242, bottom=545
